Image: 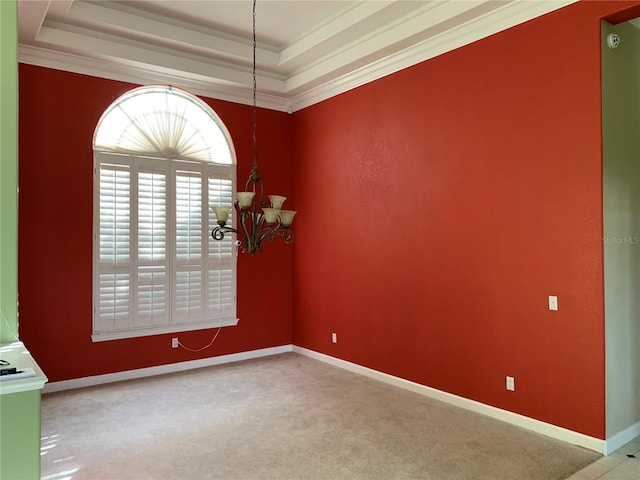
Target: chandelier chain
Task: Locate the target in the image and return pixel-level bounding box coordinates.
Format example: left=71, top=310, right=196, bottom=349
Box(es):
left=252, top=0, right=257, bottom=171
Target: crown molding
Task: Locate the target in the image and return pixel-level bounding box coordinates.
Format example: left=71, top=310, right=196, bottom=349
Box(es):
left=288, top=0, right=578, bottom=111
left=18, top=45, right=292, bottom=112
left=18, top=0, right=577, bottom=113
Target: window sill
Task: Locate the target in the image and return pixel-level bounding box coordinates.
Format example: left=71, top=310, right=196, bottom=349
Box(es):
left=91, top=317, right=239, bottom=342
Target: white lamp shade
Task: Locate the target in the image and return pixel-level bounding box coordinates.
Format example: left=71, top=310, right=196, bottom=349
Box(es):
left=262, top=207, right=281, bottom=225
left=237, top=192, right=255, bottom=209
left=278, top=210, right=297, bottom=227
left=269, top=195, right=287, bottom=209
left=212, top=206, right=231, bottom=224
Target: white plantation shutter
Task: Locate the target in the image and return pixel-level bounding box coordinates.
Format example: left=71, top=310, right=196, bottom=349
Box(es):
left=208, top=177, right=234, bottom=259
left=92, top=86, right=236, bottom=342
left=97, top=163, right=131, bottom=332
left=174, top=171, right=204, bottom=324
left=208, top=268, right=234, bottom=318
left=208, top=177, right=235, bottom=319
left=175, top=270, right=202, bottom=324
left=137, top=266, right=168, bottom=326
left=138, top=169, right=167, bottom=263
left=137, top=168, right=169, bottom=327
left=98, top=273, right=130, bottom=331
left=99, top=165, right=130, bottom=264
left=176, top=172, right=202, bottom=262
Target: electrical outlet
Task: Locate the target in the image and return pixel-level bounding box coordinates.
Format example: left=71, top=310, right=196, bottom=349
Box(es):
left=548, top=295, right=558, bottom=311
left=331, top=333, right=337, bottom=344
left=172, top=337, right=179, bottom=348
left=506, top=376, right=515, bottom=391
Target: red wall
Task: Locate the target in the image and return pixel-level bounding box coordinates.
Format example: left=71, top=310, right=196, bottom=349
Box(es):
left=18, top=0, right=640, bottom=440
left=18, top=65, right=294, bottom=382
left=291, top=1, right=640, bottom=439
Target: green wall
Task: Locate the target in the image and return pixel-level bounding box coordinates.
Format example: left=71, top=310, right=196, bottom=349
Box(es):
left=0, top=391, right=42, bottom=480
left=602, top=20, right=640, bottom=438
left=0, top=0, right=19, bottom=343
left=0, top=4, right=43, bottom=479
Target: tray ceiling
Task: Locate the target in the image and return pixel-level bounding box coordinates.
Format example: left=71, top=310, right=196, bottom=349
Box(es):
left=18, top=0, right=577, bottom=111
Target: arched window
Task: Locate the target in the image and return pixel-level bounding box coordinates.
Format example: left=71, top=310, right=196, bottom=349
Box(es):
left=92, top=86, right=237, bottom=341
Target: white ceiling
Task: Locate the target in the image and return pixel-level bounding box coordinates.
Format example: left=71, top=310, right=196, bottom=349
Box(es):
left=18, top=0, right=577, bottom=112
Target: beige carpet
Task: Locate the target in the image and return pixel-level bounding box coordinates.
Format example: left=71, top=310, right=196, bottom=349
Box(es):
left=40, top=353, right=600, bottom=479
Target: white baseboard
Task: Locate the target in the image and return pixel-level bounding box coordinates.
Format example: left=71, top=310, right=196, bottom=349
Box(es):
left=43, top=344, right=293, bottom=394
left=293, top=346, right=607, bottom=454
left=605, top=421, right=640, bottom=455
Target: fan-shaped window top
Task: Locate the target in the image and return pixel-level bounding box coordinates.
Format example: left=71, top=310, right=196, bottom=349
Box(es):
left=94, top=86, right=234, bottom=164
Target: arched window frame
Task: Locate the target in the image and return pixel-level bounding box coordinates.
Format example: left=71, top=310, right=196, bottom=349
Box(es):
left=92, top=85, right=238, bottom=342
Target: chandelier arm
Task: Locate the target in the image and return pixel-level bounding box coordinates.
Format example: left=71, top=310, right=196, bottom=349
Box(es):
left=256, top=211, right=266, bottom=233
left=256, top=226, right=293, bottom=245
left=257, top=227, right=276, bottom=244
left=257, top=176, right=266, bottom=208
left=245, top=168, right=258, bottom=190
left=211, top=227, right=225, bottom=241
left=246, top=173, right=266, bottom=207
left=211, top=225, right=239, bottom=241
left=275, top=228, right=295, bottom=245
left=238, top=209, right=253, bottom=249
left=250, top=210, right=259, bottom=245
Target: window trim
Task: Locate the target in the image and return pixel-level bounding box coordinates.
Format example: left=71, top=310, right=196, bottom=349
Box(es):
left=92, top=152, right=238, bottom=342
left=91, top=86, right=238, bottom=342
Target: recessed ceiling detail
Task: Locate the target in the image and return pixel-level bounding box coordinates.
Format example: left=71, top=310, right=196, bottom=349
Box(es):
left=18, top=0, right=577, bottom=112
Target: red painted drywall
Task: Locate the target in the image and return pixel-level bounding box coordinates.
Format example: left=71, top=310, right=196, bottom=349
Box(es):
left=17, top=0, right=640, bottom=440
left=18, top=65, right=294, bottom=382
left=291, top=1, right=640, bottom=439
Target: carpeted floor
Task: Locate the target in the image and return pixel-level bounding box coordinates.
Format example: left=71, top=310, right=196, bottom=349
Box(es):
left=40, top=353, right=601, bottom=479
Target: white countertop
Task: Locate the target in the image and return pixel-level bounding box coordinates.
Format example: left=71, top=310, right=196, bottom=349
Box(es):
left=0, top=341, right=48, bottom=395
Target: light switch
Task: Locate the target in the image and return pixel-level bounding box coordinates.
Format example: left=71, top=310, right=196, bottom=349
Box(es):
left=548, top=295, right=558, bottom=311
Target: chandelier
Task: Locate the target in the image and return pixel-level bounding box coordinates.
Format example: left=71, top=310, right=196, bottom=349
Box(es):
left=211, top=0, right=296, bottom=255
